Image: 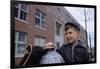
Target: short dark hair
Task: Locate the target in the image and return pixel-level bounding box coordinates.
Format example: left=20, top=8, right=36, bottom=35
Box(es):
left=65, top=22, right=80, bottom=31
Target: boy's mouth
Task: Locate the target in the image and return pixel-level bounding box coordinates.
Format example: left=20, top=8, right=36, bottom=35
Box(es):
left=67, top=37, right=72, bottom=41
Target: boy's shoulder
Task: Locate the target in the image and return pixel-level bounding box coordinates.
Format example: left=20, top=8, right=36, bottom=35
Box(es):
left=60, top=44, right=86, bottom=50
left=57, top=44, right=68, bottom=51
left=76, top=44, right=87, bottom=49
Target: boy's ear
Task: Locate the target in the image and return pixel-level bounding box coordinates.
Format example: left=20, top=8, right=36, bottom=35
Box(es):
left=77, top=31, right=80, bottom=37
left=78, top=31, right=80, bottom=35
left=76, top=32, right=80, bottom=41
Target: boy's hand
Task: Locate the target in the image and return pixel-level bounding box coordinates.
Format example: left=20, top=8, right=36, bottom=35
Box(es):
left=44, top=42, right=55, bottom=49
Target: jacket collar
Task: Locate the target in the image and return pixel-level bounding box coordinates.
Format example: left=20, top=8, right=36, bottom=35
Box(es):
left=63, top=42, right=85, bottom=48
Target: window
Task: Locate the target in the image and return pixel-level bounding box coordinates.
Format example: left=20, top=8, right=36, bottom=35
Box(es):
left=56, top=42, right=60, bottom=49
left=21, top=4, right=27, bottom=10
left=15, top=31, right=27, bottom=57
left=35, top=9, right=46, bottom=28
left=34, top=36, right=46, bottom=47
left=58, top=8, right=61, bottom=16
left=56, top=22, right=62, bottom=35
left=14, top=4, right=28, bottom=21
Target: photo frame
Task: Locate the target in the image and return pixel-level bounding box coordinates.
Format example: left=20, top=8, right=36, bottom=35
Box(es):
left=11, top=1, right=96, bottom=68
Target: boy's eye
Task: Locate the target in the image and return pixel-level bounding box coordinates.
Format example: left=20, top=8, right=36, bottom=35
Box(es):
left=65, top=33, right=68, bottom=35
left=69, top=32, right=72, bottom=34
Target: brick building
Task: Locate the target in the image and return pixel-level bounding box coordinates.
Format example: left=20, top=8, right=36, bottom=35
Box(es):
left=14, top=4, right=87, bottom=65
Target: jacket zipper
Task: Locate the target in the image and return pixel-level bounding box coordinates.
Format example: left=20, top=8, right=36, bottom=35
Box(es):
left=72, top=46, right=74, bottom=62
left=71, top=41, right=79, bottom=62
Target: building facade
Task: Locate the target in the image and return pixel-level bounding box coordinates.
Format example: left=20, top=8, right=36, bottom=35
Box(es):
left=14, top=4, right=87, bottom=65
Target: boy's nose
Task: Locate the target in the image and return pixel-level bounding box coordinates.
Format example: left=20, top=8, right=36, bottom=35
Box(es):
left=66, top=34, right=70, bottom=37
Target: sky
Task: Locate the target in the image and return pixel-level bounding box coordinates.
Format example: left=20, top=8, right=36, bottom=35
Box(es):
left=65, top=7, right=95, bottom=47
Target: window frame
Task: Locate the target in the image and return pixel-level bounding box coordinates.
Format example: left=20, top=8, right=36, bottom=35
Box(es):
left=56, top=22, right=62, bottom=36
left=35, top=9, right=46, bottom=29
left=34, top=36, right=46, bottom=47
left=15, top=31, right=27, bottom=57
left=15, top=4, right=28, bottom=23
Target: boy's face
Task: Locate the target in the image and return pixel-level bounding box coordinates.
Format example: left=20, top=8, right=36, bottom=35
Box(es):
left=65, top=28, right=80, bottom=45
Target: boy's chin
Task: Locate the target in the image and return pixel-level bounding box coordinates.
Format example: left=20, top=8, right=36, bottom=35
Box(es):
left=67, top=42, right=74, bottom=45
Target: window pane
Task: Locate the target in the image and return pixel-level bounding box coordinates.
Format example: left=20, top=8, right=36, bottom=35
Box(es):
left=23, top=12, right=27, bottom=20
left=34, top=37, right=45, bottom=47
left=56, top=29, right=60, bottom=35
left=14, top=7, right=18, bottom=17
left=34, top=37, right=40, bottom=46
left=41, top=13, right=46, bottom=28
left=21, top=4, right=27, bottom=10
left=40, top=38, right=45, bottom=47
left=36, top=10, right=40, bottom=17
left=18, top=32, right=26, bottom=42
left=35, top=18, right=40, bottom=26
left=35, top=9, right=46, bottom=28
left=17, top=44, right=25, bottom=54
left=20, top=11, right=27, bottom=20
left=15, top=31, right=27, bottom=57
left=15, top=3, right=19, bottom=6
left=20, top=11, right=23, bottom=20
left=41, top=14, right=45, bottom=20
left=41, top=21, right=46, bottom=28
left=56, top=23, right=61, bottom=35
left=56, top=42, right=60, bottom=49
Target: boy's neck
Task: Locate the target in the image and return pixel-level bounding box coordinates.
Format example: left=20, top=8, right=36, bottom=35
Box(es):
left=67, top=41, right=79, bottom=47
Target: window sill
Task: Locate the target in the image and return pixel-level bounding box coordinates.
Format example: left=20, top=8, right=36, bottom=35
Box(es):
left=15, top=54, right=24, bottom=58
left=15, top=17, right=28, bottom=24
left=35, top=25, right=46, bottom=31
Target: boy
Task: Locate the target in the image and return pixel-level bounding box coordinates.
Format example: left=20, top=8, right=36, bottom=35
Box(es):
left=57, top=22, right=89, bottom=64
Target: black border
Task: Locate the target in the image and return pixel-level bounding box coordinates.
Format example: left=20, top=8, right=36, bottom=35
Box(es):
left=11, top=1, right=15, bottom=68
left=11, top=1, right=97, bottom=68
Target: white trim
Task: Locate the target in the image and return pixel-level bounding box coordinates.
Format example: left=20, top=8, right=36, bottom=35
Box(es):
left=15, top=31, right=27, bottom=58
left=34, top=36, right=46, bottom=47
left=15, top=4, right=28, bottom=23
left=15, top=54, right=25, bottom=58
left=54, top=19, right=64, bottom=47
left=20, top=4, right=28, bottom=12
left=35, top=25, right=46, bottom=31
left=35, top=9, right=46, bottom=29
left=55, top=21, right=63, bottom=36
left=15, top=17, right=28, bottom=24
left=15, top=41, right=26, bottom=44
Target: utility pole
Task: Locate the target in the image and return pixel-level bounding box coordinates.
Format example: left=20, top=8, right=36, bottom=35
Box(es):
left=84, top=8, right=88, bottom=49
left=84, top=9, right=87, bottom=31
left=89, top=34, right=92, bottom=61
left=84, top=8, right=93, bottom=61
left=89, top=34, right=92, bottom=51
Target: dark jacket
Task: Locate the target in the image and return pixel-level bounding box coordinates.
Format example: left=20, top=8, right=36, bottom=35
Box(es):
left=19, top=46, right=46, bottom=66
left=57, top=44, right=89, bottom=64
